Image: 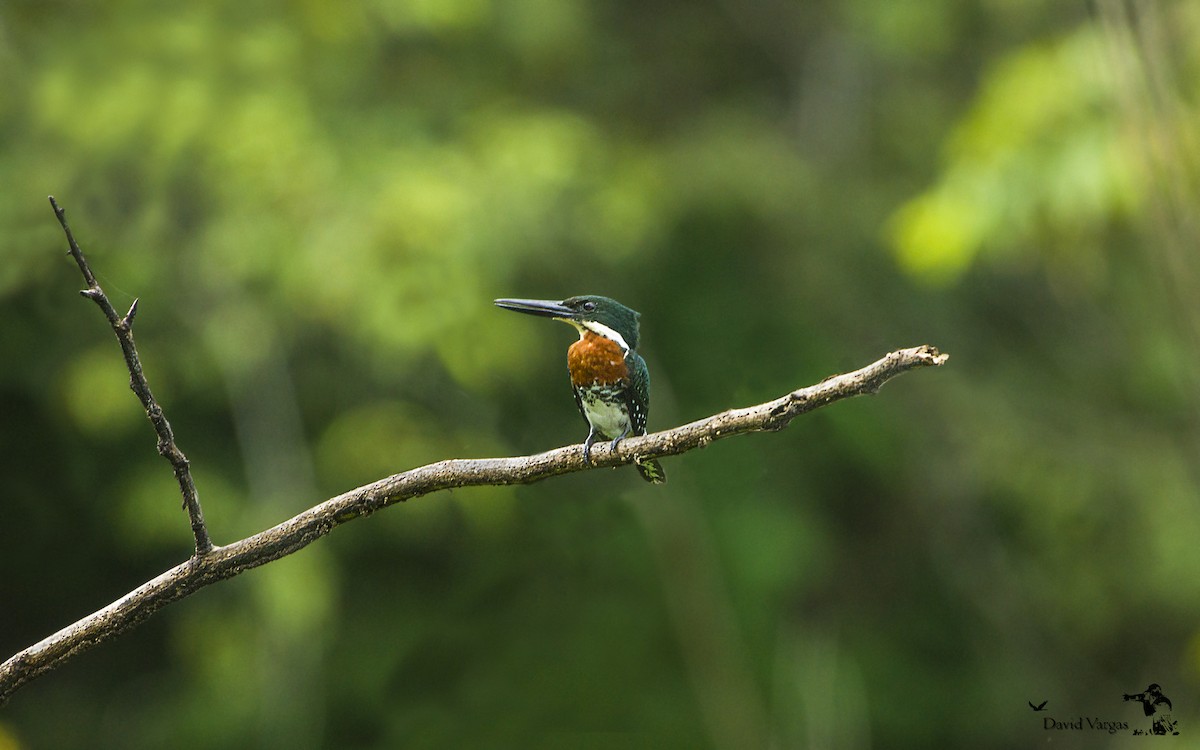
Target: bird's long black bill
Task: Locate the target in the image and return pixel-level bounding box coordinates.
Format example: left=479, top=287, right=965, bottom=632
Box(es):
left=493, top=298, right=574, bottom=318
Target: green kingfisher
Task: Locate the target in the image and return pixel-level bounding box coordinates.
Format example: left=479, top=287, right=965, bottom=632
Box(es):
left=494, top=295, right=667, bottom=484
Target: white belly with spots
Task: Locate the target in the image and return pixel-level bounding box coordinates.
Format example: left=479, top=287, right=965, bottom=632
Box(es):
left=581, top=392, right=631, bottom=440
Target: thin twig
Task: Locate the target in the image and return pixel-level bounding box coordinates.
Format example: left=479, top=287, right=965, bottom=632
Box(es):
left=0, top=343, right=946, bottom=704
left=48, top=196, right=213, bottom=556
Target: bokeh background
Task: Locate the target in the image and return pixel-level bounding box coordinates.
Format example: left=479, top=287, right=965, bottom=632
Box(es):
left=2, top=1, right=1200, bottom=747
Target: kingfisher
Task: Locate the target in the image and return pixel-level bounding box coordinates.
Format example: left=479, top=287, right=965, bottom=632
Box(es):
left=494, top=295, right=667, bottom=484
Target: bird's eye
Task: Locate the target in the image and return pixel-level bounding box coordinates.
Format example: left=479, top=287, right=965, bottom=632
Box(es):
left=582, top=301, right=596, bottom=312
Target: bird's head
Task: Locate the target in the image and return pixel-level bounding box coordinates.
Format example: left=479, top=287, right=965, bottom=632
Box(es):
left=494, top=295, right=641, bottom=350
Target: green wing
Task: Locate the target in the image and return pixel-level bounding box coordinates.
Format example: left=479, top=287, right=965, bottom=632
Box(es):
left=625, top=351, right=651, bottom=435
left=625, top=350, right=666, bottom=483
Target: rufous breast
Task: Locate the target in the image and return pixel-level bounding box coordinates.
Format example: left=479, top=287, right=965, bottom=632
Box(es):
left=567, top=331, right=628, bottom=386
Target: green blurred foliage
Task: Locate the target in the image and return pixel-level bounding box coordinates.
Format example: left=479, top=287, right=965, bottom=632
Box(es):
left=2, top=0, right=1200, bottom=748
left=887, top=26, right=1140, bottom=284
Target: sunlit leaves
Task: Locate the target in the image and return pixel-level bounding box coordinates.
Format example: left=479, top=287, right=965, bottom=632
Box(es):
left=887, top=29, right=1140, bottom=284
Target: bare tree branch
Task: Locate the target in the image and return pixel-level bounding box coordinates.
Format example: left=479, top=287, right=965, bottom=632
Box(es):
left=0, top=198, right=949, bottom=705
left=49, top=196, right=212, bottom=556
left=0, top=341, right=946, bottom=704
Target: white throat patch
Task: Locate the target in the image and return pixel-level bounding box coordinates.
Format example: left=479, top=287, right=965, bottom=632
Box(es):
left=579, top=320, right=630, bottom=352
left=556, top=317, right=633, bottom=352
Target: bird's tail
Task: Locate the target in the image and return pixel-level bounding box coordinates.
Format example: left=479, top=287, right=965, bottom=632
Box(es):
left=635, top=456, right=666, bottom=484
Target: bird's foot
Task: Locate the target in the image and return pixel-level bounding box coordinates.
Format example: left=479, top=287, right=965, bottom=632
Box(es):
left=608, top=426, right=631, bottom=454
left=583, top=429, right=597, bottom=465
